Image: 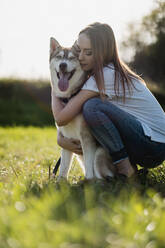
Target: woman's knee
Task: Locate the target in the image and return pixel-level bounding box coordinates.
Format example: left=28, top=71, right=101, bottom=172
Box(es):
left=83, top=97, right=101, bottom=120
left=83, top=97, right=101, bottom=112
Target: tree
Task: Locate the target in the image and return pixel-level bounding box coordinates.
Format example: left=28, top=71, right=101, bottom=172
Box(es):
left=121, top=0, right=165, bottom=83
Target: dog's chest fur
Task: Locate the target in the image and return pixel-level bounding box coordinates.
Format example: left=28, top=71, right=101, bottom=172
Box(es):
left=58, top=113, right=87, bottom=140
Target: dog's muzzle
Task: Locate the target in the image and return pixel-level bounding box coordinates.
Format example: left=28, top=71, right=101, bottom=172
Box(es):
left=56, top=64, right=76, bottom=92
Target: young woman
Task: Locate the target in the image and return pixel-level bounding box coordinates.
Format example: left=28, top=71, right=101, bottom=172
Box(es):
left=52, top=22, right=165, bottom=179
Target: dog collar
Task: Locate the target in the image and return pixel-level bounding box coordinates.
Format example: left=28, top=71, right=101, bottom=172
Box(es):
left=60, top=89, right=81, bottom=103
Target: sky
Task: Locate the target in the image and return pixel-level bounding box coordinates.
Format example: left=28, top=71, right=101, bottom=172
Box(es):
left=0, top=0, right=155, bottom=79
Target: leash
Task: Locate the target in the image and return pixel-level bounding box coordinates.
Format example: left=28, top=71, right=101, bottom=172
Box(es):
left=53, top=157, right=61, bottom=176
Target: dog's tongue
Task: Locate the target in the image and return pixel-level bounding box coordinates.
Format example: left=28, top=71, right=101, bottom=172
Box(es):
left=58, top=74, right=69, bottom=91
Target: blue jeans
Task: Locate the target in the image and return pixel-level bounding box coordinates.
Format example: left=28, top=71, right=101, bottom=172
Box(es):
left=83, top=97, right=165, bottom=168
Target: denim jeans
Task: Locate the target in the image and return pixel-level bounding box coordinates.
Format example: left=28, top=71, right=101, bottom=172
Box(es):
left=83, top=97, right=165, bottom=168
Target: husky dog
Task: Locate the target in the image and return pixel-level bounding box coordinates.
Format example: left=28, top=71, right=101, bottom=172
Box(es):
left=49, top=37, right=115, bottom=180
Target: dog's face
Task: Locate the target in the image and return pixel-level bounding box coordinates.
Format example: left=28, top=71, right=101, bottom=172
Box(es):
left=49, top=38, right=85, bottom=98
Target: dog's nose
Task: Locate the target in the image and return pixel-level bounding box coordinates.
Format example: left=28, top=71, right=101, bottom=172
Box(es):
left=59, top=63, right=67, bottom=73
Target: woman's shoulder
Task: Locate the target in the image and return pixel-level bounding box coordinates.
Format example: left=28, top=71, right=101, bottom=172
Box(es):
left=102, top=63, right=115, bottom=80
left=104, top=63, right=115, bottom=71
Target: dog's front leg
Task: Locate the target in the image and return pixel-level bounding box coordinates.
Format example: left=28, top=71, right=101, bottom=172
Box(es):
left=58, top=149, right=73, bottom=180
left=81, top=138, right=97, bottom=179
left=83, top=151, right=95, bottom=179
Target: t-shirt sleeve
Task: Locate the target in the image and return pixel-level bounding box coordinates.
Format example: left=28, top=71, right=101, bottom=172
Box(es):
left=81, top=65, right=115, bottom=99
left=82, top=76, right=99, bottom=93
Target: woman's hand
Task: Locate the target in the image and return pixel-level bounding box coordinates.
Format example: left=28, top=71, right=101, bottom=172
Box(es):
left=51, top=88, right=99, bottom=126
left=57, top=131, right=83, bottom=155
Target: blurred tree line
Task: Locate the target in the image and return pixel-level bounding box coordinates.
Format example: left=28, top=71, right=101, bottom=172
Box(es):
left=0, top=79, right=54, bottom=126
left=121, top=0, right=165, bottom=84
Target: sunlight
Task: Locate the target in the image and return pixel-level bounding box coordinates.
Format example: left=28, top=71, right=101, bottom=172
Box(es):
left=0, top=0, right=154, bottom=79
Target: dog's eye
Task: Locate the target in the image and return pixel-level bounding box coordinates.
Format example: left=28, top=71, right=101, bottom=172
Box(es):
left=56, top=55, right=63, bottom=59
left=69, top=56, right=76, bottom=60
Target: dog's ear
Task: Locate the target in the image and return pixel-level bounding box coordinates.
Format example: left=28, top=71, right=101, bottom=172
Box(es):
left=72, top=40, right=78, bottom=50
left=50, top=37, right=61, bottom=55
left=71, top=40, right=79, bottom=57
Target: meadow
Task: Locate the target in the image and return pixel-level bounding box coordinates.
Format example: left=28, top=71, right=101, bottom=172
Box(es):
left=1, top=126, right=165, bottom=248
left=1, top=78, right=165, bottom=248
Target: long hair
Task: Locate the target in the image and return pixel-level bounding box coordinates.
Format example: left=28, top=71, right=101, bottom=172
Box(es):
left=79, top=22, right=145, bottom=99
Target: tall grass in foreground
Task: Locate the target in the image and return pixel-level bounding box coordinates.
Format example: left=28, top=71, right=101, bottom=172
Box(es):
left=0, top=127, right=165, bottom=248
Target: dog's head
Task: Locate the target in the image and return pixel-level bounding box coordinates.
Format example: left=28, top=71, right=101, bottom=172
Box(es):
left=49, top=37, right=85, bottom=98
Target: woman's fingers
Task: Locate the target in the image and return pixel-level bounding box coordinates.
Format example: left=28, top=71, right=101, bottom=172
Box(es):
left=70, top=138, right=81, bottom=145
left=73, top=145, right=83, bottom=154
left=58, top=134, right=83, bottom=154
left=70, top=142, right=83, bottom=155
left=74, top=149, right=83, bottom=155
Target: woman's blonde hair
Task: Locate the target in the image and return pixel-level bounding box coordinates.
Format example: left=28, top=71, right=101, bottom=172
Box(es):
left=79, top=22, right=144, bottom=99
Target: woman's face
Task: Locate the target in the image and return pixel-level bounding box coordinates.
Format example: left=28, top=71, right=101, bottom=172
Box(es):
left=77, top=33, right=94, bottom=71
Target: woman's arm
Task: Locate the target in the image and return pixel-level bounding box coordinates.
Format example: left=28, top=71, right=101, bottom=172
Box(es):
left=57, top=131, right=83, bottom=155
left=51, top=89, right=99, bottom=126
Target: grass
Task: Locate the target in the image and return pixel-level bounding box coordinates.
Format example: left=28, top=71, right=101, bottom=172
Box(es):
left=0, top=127, right=165, bottom=248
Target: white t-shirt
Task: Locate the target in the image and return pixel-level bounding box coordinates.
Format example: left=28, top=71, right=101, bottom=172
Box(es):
left=82, top=63, right=165, bottom=143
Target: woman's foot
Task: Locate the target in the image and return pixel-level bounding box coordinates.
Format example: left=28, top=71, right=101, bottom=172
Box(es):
left=116, top=158, right=135, bottom=178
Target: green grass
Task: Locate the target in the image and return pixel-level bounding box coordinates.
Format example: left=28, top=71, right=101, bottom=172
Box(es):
left=1, top=127, right=165, bottom=248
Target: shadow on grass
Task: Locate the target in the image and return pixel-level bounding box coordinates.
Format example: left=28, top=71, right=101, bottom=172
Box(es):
left=24, top=163, right=165, bottom=201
